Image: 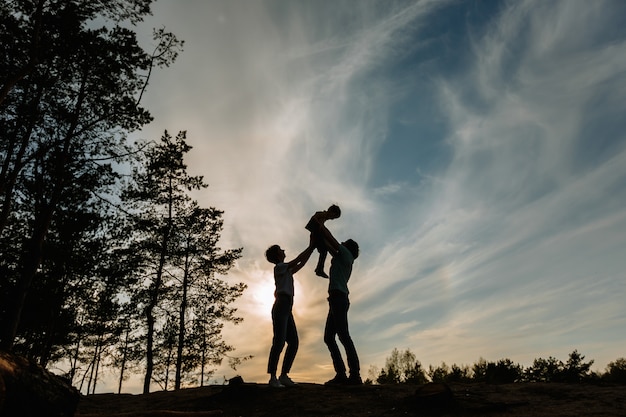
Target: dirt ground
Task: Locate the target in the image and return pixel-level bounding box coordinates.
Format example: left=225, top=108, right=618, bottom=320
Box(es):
left=76, top=381, right=626, bottom=417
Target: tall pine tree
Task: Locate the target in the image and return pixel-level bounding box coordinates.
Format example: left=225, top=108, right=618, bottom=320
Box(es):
left=123, top=131, right=244, bottom=393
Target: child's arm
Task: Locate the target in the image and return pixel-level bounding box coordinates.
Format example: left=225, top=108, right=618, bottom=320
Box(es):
left=287, top=240, right=315, bottom=274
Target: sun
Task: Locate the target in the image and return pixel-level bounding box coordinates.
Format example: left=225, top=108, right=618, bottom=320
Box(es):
left=251, top=273, right=276, bottom=314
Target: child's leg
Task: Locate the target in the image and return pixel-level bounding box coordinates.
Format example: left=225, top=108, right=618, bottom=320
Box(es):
left=315, top=246, right=328, bottom=278
left=316, top=247, right=327, bottom=270
left=309, top=230, right=329, bottom=277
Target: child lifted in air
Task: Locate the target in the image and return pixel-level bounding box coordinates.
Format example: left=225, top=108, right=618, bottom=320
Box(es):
left=305, top=204, right=341, bottom=278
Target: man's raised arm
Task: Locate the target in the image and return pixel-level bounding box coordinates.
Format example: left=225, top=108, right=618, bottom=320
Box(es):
left=319, top=224, right=340, bottom=256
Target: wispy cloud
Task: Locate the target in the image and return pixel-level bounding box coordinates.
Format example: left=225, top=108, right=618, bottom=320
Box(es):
left=347, top=0, right=626, bottom=370
left=113, top=0, right=626, bottom=391
left=353, top=0, right=626, bottom=369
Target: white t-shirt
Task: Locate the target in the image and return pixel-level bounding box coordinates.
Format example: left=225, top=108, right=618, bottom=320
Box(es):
left=274, top=262, right=294, bottom=297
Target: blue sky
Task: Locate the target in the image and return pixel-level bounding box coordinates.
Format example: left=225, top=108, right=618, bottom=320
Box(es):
left=115, top=0, right=626, bottom=391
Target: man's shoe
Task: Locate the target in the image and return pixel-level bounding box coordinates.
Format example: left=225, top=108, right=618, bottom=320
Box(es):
left=279, top=374, right=297, bottom=387
left=268, top=376, right=285, bottom=388
left=324, top=374, right=348, bottom=385
left=346, top=375, right=363, bottom=385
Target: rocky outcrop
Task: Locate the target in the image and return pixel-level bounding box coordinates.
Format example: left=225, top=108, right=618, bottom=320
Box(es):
left=0, top=350, right=79, bottom=417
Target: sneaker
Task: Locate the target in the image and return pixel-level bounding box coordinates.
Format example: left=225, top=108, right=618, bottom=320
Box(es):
left=346, top=375, right=363, bottom=385
left=279, top=374, right=297, bottom=387
left=268, top=376, right=285, bottom=388
left=324, top=374, right=348, bottom=386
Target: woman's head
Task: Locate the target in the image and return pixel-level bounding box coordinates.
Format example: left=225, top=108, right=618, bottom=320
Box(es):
left=265, top=244, right=284, bottom=264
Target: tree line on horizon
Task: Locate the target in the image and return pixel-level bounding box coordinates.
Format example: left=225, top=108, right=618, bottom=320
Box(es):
left=1, top=0, right=247, bottom=394
left=368, top=348, right=626, bottom=385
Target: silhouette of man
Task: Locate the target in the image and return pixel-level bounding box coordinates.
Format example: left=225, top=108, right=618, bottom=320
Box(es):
left=317, top=224, right=362, bottom=385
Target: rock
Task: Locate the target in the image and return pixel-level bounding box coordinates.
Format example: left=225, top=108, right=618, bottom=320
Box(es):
left=0, top=350, right=79, bottom=417
left=412, top=382, right=454, bottom=409
left=228, top=375, right=244, bottom=386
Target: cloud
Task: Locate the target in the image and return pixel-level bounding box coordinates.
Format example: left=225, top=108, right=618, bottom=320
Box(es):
left=122, top=0, right=626, bottom=390
left=350, top=0, right=626, bottom=370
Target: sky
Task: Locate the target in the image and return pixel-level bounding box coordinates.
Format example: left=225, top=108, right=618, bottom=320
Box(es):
left=108, top=0, right=626, bottom=392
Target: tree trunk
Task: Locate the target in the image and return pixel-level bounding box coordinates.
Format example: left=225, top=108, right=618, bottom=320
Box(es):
left=143, top=304, right=156, bottom=394
left=174, top=252, right=190, bottom=390
left=118, top=326, right=131, bottom=394
left=143, top=179, right=174, bottom=393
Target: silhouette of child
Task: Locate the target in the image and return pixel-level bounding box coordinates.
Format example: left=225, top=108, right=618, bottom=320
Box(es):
left=305, top=204, right=341, bottom=278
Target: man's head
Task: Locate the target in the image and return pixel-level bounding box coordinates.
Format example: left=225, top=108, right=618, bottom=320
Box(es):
left=265, top=244, right=285, bottom=264
left=343, top=239, right=359, bottom=259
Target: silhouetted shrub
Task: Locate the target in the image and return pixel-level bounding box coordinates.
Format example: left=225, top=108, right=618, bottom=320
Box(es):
left=373, top=347, right=626, bottom=386
left=472, top=357, right=488, bottom=382
left=405, top=361, right=429, bottom=385
left=447, top=364, right=472, bottom=383
left=524, top=356, right=563, bottom=382
left=559, top=350, right=594, bottom=382
left=485, top=359, right=523, bottom=384
left=603, top=358, right=626, bottom=384
left=376, top=367, right=400, bottom=384
left=426, top=362, right=472, bottom=383
left=375, top=348, right=428, bottom=384
left=524, top=350, right=594, bottom=383
left=428, top=362, right=450, bottom=383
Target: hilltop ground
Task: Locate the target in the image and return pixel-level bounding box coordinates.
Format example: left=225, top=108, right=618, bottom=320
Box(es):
left=76, top=380, right=625, bottom=417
